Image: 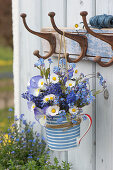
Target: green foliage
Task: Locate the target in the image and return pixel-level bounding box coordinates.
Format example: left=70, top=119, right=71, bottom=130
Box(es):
left=0, top=115, right=71, bottom=169
left=0, top=46, right=13, bottom=61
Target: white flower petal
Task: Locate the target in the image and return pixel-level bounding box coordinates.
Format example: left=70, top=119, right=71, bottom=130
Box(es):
left=69, top=107, right=77, bottom=114
left=50, top=74, right=59, bottom=83
left=46, top=105, right=59, bottom=116
left=39, top=115, right=46, bottom=126
left=66, top=80, right=75, bottom=87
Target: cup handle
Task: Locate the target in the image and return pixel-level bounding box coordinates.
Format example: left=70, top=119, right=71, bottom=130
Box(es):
left=78, top=114, right=92, bottom=144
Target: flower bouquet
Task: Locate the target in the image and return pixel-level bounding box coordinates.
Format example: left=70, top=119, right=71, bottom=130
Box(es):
left=22, top=57, right=107, bottom=151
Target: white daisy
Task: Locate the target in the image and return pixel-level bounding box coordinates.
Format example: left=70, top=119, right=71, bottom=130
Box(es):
left=43, top=94, right=55, bottom=103
left=32, top=88, right=40, bottom=97
left=66, top=80, right=75, bottom=87
left=27, top=101, right=36, bottom=111
left=46, top=105, right=60, bottom=116
left=50, top=74, right=59, bottom=83
left=39, top=115, right=46, bottom=126
left=73, top=68, right=79, bottom=78
left=38, top=78, right=45, bottom=88
left=69, top=107, right=77, bottom=115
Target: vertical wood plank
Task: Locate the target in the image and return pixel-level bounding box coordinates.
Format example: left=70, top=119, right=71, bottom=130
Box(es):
left=19, top=0, right=41, bottom=124
left=41, top=0, right=67, bottom=164
left=12, top=0, right=20, bottom=117
left=96, top=3, right=113, bottom=170
left=67, top=1, right=96, bottom=169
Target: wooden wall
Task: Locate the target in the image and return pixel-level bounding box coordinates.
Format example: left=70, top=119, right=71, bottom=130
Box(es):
left=12, top=0, right=113, bottom=169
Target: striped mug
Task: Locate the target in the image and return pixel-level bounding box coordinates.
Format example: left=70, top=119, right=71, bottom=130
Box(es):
left=46, top=114, right=92, bottom=151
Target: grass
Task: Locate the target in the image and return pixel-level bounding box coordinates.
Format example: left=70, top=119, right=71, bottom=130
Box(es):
left=0, top=108, right=14, bottom=133
left=0, top=46, right=13, bottom=61
left=0, top=46, right=13, bottom=73
left=0, top=46, right=14, bottom=133
left=0, top=79, right=13, bottom=92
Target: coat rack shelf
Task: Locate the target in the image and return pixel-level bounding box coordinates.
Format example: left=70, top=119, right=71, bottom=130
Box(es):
left=20, top=11, right=113, bottom=67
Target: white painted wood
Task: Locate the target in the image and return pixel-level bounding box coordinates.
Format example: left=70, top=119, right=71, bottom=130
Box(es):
left=13, top=0, right=113, bottom=169
left=96, top=3, right=113, bottom=170
left=41, top=0, right=67, bottom=163
left=67, top=1, right=96, bottom=169
left=12, top=0, right=20, bottom=117
left=19, top=0, right=42, bottom=124
left=67, top=0, right=96, bottom=27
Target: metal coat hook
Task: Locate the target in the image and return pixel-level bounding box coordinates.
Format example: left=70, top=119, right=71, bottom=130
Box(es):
left=80, top=11, right=113, bottom=67
left=48, top=12, right=88, bottom=63
left=20, top=13, right=56, bottom=59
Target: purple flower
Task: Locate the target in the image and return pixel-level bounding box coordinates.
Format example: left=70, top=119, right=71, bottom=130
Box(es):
left=37, top=158, right=39, bottom=160
left=12, top=123, right=16, bottom=127
left=30, top=75, right=42, bottom=89
left=37, top=133, right=40, bottom=137
left=0, top=140, right=3, bottom=143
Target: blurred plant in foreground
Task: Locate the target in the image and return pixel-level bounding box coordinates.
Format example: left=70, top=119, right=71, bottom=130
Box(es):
left=0, top=113, right=71, bottom=169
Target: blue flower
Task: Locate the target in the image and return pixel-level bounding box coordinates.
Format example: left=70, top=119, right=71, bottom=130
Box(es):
left=27, top=129, right=30, bottom=133
left=48, top=58, right=53, bottom=64
left=8, top=108, right=13, bottom=112
left=69, top=63, right=76, bottom=68
left=34, top=58, right=44, bottom=67
left=16, top=139, right=19, bottom=142
left=0, top=140, right=3, bottom=143
left=23, top=120, right=27, bottom=125
left=82, top=115, right=87, bottom=120
left=53, top=66, right=60, bottom=74
left=37, top=158, right=39, bottom=160
left=20, top=114, right=24, bottom=120
left=47, top=151, right=50, bottom=154
left=33, top=139, right=36, bottom=143
left=59, top=58, right=66, bottom=65
left=11, top=151, right=15, bottom=154
left=10, top=136, right=14, bottom=139
left=28, top=139, right=32, bottom=142
left=42, top=136, right=45, bottom=141
left=28, top=156, right=33, bottom=159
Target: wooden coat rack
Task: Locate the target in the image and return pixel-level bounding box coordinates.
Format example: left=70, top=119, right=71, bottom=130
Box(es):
left=20, top=11, right=113, bottom=67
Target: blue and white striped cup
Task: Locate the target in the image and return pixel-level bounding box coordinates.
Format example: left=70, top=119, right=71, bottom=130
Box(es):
left=46, top=116, right=80, bottom=151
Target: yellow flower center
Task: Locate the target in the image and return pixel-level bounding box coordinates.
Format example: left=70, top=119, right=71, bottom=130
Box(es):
left=52, top=77, right=56, bottom=81
left=72, top=108, right=76, bottom=112
left=45, top=98, right=49, bottom=102
left=51, top=108, right=56, bottom=113
left=44, top=115, right=46, bottom=119
left=75, top=24, right=78, bottom=28
left=41, top=82, right=44, bottom=85
left=75, top=69, right=78, bottom=74
left=69, top=83, right=72, bottom=86
left=50, top=97, right=54, bottom=100
left=32, top=105, right=35, bottom=109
